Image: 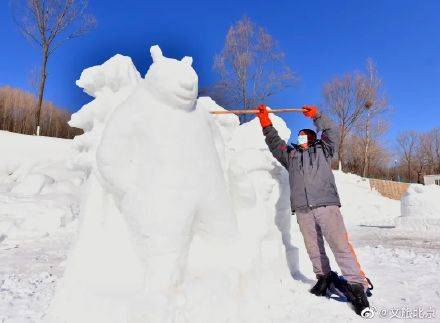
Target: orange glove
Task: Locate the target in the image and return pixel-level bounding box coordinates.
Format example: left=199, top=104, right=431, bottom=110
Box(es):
left=256, top=104, right=272, bottom=128
left=302, top=105, right=318, bottom=118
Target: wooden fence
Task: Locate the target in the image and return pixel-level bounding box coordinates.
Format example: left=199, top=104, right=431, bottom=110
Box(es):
left=369, top=178, right=410, bottom=200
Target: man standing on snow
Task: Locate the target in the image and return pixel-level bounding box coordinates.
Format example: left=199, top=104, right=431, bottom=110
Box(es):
left=256, top=104, right=371, bottom=315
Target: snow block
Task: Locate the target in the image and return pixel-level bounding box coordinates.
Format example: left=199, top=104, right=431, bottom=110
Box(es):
left=395, top=184, right=440, bottom=232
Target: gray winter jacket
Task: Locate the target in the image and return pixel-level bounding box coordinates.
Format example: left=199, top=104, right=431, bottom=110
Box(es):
left=262, top=112, right=341, bottom=212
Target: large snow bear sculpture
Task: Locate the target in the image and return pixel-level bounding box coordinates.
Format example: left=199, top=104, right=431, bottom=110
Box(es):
left=96, top=45, right=238, bottom=320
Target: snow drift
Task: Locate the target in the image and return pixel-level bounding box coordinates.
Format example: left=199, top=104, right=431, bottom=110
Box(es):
left=0, top=131, right=83, bottom=240
left=335, top=172, right=400, bottom=227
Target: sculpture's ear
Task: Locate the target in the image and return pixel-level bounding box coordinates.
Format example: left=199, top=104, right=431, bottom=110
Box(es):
left=181, top=56, right=193, bottom=66
left=150, top=45, right=163, bottom=63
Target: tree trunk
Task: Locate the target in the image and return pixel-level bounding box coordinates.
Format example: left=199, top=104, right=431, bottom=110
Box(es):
left=417, top=166, right=423, bottom=184
left=47, top=108, right=53, bottom=136
left=240, top=77, right=248, bottom=124
left=35, top=45, right=49, bottom=136
left=2, top=107, right=6, bottom=130
left=338, top=126, right=345, bottom=171
left=362, top=113, right=370, bottom=178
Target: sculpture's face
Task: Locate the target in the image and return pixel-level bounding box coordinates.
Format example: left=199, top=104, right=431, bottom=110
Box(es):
left=145, top=46, right=198, bottom=111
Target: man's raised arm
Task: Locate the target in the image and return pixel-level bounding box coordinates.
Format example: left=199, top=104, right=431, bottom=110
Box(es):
left=256, top=105, right=290, bottom=169
left=313, top=111, right=340, bottom=157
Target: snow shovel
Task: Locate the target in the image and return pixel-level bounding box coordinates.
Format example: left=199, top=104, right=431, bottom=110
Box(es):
left=209, top=107, right=306, bottom=115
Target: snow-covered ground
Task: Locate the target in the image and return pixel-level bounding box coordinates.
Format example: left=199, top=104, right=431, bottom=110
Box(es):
left=1, top=132, right=440, bottom=323
left=1, top=46, right=440, bottom=323
left=2, top=160, right=439, bottom=323
left=0, top=131, right=84, bottom=322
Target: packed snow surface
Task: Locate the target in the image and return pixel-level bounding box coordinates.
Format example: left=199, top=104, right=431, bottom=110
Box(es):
left=1, top=45, right=440, bottom=323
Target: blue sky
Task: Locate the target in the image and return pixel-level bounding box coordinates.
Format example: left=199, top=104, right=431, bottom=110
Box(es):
left=1, top=0, right=439, bottom=144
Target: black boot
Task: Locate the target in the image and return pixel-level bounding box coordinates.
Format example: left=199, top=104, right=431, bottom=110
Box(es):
left=366, top=277, right=374, bottom=297
left=346, top=282, right=370, bottom=316
left=309, top=272, right=332, bottom=296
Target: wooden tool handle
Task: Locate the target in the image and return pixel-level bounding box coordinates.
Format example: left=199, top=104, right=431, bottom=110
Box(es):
left=210, top=108, right=305, bottom=115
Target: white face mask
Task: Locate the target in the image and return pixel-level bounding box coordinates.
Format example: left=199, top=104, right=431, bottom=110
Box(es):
left=298, top=134, right=308, bottom=145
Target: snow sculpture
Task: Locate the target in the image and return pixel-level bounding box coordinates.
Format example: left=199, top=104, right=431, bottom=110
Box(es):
left=396, top=184, right=440, bottom=232
left=47, top=46, right=238, bottom=323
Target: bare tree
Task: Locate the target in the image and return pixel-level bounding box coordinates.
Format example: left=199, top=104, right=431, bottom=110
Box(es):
left=209, top=16, right=297, bottom=123
left=431, top=128, right=440, bottom=174
left=416, top=132, right=433, bottom=177
left=344, top=132, right=391, bottom=179
left=323, top=73, right=366, bottom=169
left=415, top=127, right=440, bottom=177
left=323, top=59, right=388, bottom=172
left=354, top=118, right=389, bottom=173
left=358, top=59, right=388, bottom=177
left=12, top=0, right=96, bottom=135
left=396, top=131, right=418, bottom=182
